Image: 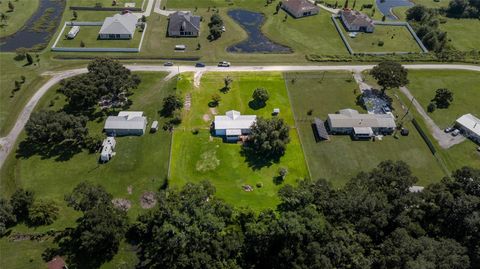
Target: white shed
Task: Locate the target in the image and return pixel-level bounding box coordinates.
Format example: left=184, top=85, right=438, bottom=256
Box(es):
left=67, top=26, right=80, bottom=39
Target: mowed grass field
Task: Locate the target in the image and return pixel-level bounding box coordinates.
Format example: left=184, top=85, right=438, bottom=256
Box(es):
left=72, top=0, right=144, bottom=8
left=170, top=72, right=309, bottom=210
left=286, top=71, right=446, bottom=187
left=56, top=26, right=143, bottom=48
left=0, top=0, right=39, bottom=38
left=336, top=18, right=423, bottom=53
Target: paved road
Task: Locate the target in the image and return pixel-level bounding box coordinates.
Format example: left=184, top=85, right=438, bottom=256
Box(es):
left=0, top=64, right=479, bottom=168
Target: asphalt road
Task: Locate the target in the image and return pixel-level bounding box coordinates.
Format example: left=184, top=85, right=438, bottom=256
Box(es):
left=0, top=64, right=479, bottom=168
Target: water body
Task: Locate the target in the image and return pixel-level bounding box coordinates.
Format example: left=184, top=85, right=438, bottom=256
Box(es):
left=376, top=0, right=414, bottom=20
left=0, top=0, right=66, bottom=51
left=227, top=9, right=292, bottom=54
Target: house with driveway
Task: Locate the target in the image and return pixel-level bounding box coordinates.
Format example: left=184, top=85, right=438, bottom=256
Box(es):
left=339, top=9, right=375, bottom=33
left=104, top=111, right=147, bottom=136
left=98, top=13, right=138, bottom=39
left=327, top=108, right=396, bottom=138
left=213, top=110, right=257, bottom=141
left=282, top=0, right=319, bottom=18
left=455, top=113, right=480, bottom=143
left=168, top=11, right=201, bottom=37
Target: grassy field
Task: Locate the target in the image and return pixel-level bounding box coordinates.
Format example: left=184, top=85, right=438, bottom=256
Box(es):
left=170, top=72, right=309, bottom=211
left=286, top=71, right=446, bottom=187
left=0, top=0, right=39, bottom=38
left=56, top=25, right=143, bottom=48
left=72, top=0, right=144, bottom=8
left=441, top=18, right=480, bottom=51
left=406, top=70, right=480, bottom=129
left=335, top=18, right=423, bottom=53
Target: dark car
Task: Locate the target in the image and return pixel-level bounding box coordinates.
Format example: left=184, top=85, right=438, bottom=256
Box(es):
left=164, top=62, right=174, bottom=66
left=195, top=62, right=206, bottom=67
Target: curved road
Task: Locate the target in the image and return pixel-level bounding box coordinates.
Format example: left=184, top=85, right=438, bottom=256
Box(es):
left=0, top=64, right=479, bottom=168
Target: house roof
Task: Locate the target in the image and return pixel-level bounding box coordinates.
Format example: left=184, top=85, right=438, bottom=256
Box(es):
left=214, top=110, right=256, bottom=130
left=99, top=13, right=138, bottom=35
left=168, top=11, right=201, bottom=33
left=104, top=111, right=146, bottom=130
left=328, top=109, right=396, bottom=129
left=282, top=0, right=319, bottom=12
left=456, top=113, right=480, bottom=136
left=340, top=9, right=374, bottom=27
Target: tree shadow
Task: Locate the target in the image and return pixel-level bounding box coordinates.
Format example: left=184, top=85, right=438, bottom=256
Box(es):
left=273, top=175, right=284, bottom=185
left=240, top=146, right=279, bottom=170
left=16, top=139, right=83, bottom=162
left=248, top=100, right=266, bottom=110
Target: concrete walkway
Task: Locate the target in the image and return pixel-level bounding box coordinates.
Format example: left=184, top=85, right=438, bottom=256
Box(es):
left=133, top=0, right=156, bottom=18
left=0, top=64, right=479, bottom=168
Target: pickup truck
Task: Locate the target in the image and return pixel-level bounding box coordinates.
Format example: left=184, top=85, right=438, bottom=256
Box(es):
left=218, top=61, right=231, bottom=67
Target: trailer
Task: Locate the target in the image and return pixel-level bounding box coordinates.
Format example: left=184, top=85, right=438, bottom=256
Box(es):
left=67, top=26, right=80, bottom=39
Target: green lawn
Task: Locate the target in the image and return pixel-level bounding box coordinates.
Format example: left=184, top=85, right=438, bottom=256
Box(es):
left=0, top=0, right=39, bottom=38
left=441, top=18, right=480, bottom=51
left=170, top=72, right=309, bottom=211
left=286, top=71, right=446, bottom=187
left=336, top=18, right=423, bottom=53
left=56, top=25, right=143, bottom=48
left=407, top=70, right=480, bottom=129
left=72, top=0, right=144, bottom=8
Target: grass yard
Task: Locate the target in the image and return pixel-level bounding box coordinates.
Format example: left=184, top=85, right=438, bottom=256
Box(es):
left=406, top=70, right=480, bottom=129
left=0, top=0, right=39, bottom=38
left=169, top=72, right=309, bottom=211
left=441, top=18, right=480, bottom=51
left=286, top=71, right=446, bottom=187
left=335, top=18, right=423, bottom=53
left=56, top=25, right=143, bottom=48
left=72, top=0, right=144, bottom=8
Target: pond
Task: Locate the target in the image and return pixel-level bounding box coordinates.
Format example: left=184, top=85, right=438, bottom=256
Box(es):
left=0, top=0, right=66, bottom=52
left=227, top=9, right=292, bottom=54
left=376, top=0, right=414, bottom=20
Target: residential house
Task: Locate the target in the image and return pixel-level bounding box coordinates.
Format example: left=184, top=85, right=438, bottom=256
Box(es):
left=339, top=9, right=375, bottom=33
left=327, top=108, right=396, bottom=138
left=98, top=13, right=138, bottom=39
left=214, top=110, right=257, bottom=141
left=282, top=0, right=319, bottom=18
left=104, top=111, right=147, bottom=136
left=455, top=113, right=480, bottom=143
left=168, top=11, right=201, bottom=37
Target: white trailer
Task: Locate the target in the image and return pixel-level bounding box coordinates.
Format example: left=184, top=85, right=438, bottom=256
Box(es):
left=67, top=26, right=80, bottom=39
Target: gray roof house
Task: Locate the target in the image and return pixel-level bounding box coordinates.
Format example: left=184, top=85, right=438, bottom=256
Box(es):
left=99, top=13, right=138, bottom=40
left=282, top=0, right=319, bottom=18
left=104, top=111, right=147, bottom=136
left=214, top=110, right=257, bottom=141
left=168, top=11, right=201, bottom=37
left=327, top=108, right=396, bottom=138
left=339, top=9, right=375, bottom=33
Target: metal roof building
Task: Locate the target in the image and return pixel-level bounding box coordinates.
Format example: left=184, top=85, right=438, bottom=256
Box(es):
left=104, top=111, right=147, bottom=136
left=214, top=110, right=256, bottom=140
left=327, top=108, right=396, bottom=137
left=99, top=13, right=138, bottom=39
left=456, top=113, right=480, bottom=143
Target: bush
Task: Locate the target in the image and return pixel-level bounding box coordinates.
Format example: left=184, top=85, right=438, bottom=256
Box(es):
left=28, top=200, right=59, bottom=226
left=427, top=102, right=436, bottom=112
left=378, top=40, right=384, bottom=46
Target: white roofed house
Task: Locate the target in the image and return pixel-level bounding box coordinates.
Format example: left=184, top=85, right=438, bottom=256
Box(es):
left=327, top=108, right=396, bottom=138
left=455, top=113, right=480, bottom=143
left=214, top=110, right=257, bottom=142
left=98, top=13, right=138, bottom=40
left=104, top=111, right=147, bottom=136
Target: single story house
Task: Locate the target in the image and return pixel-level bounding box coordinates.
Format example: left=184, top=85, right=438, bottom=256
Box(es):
left=282, top=0, right=319, bottom=18
left=327, top=108, right=396, bottom=138
left=339, top=9, right=375, bottom=33
left=168, top=11, right=201, bottom=37
left=104, top=111, right=147, bottom=136
left=98, top=13, right=138, bottom=40
left=214, top=110, right=257, bottom=141
left=455, top=113, right=480, bottom=143
left=100, top=137, right=116, bottom=162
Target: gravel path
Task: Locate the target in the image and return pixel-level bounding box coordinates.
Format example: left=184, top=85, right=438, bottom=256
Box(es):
left=0, top=64, right=479, bottom=168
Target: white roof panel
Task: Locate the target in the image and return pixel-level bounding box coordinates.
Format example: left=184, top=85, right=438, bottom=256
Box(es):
left=99, top=13, right=137, bottom=36
left=456, top=113, right=480, bottom=136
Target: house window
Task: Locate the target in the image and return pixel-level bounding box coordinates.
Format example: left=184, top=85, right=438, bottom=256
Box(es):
left=109, top=34, right=115, bottom=39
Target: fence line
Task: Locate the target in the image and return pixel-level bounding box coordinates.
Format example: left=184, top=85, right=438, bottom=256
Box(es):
left=331, top=15, right=355, bottom=55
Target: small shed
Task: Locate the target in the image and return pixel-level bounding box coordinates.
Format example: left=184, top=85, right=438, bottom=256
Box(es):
left=401, top=128, right=409, bottom=136
left=151, top=120, right=159, bottom=133
left=273, top=108, right=280, bottom=115
left=313, top=118, right=330, bottom=141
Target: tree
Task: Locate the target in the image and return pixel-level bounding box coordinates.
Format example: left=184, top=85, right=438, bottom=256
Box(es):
left=80, top=40, right=85, bottom=47
left=222, top=76, right=233, bottom=93
left=353, top=0, right=356, bottom=9
left=8, top=1, right=14, bottom=11
left=72, top=10, right=78, bottom=20
left=161, top=94, right=183, bottom=117
left=370, top=61, right=409, bottom=93
left=406, top=5, right=429, bottom=21
left=25, top=110, right=88, bottom=145
left=0, top=198, right=17, bottom=235
left=141, top=15, right=147, bottom=22
left=26, top=53, right=33, bottom=65
left=10, top=189, right=34, bottom=221
left=65, top=181, right=112, bottom=212
left=344, top=0, right=349, bottom=8
left=432, top=88, right=453, bottom=108
left=427, top=102, right=436, bottom=112
left=209, top=93, right=221, bottom=107
left=276, top=2, right=282, bottom=13
left=20, top=75, right=26, bottom=83
left=14, top=80, right=21, bottom=90
left=208, top=13, right=223, bottom=40
left=252, top=88, right=269, bottom=104
left=244, top=117, right=290, bottom=160
left=0, top=12, right=8, bottom=24
left=28, top=199, right=59, bottom=226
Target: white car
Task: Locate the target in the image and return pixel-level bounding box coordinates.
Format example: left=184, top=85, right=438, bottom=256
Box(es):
left=451, top=129, right=461, bottom=136
left=218, top=61, right=231, bottom=67
left=444, top=127, right=454, bottom=133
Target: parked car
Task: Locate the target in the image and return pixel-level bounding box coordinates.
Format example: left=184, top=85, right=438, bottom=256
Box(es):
left=444, top=127, right=454, bottom=133
left=221, top=26, right=226, bottom=32
left=218, top=61, right=231, bottom=67
left=195, top=62, right=206, bottom=67
left=164, top=62, right=174, bottom=66
left=451, top=129, right=461, bottom=136
left=382, top=106, right=391, bottom=113
left=477, top=146, right=480, bottom=152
